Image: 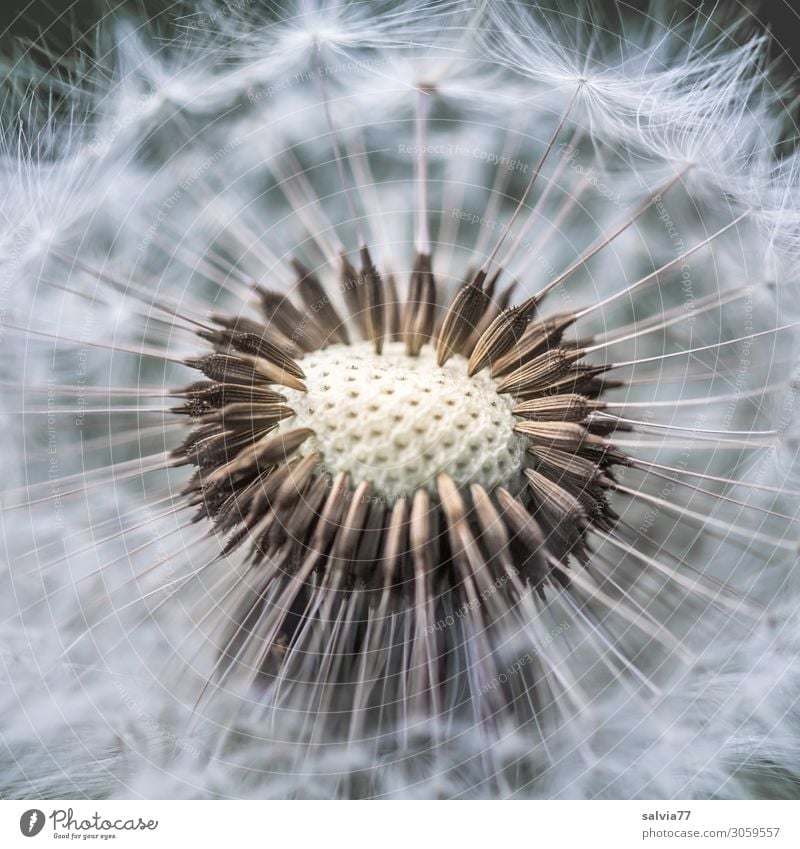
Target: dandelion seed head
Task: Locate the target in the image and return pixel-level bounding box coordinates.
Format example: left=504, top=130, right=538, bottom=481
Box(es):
left=3, top=0, right=800, bottom=801
left=278, top=341, right=524, bottom=498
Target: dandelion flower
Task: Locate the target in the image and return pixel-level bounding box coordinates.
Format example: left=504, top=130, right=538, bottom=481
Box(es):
left=1, top=0, right=800, bottom=799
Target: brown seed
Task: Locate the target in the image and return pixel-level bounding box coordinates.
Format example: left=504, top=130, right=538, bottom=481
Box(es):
left=384, top=272, right=402, bottom=340
left=524, top=468, right=589, bottom=539
left=212, top=314, right=300, bottom=358
left=410, top=488, right=436, bottom=571
left=495, top=488, right=549, bottom=575
left=291, top=258, right=350, bottom=345
left=255, top=287, right=325, bottom=351
left=241, top=353, right=308, bottom=391
left=496, top=348, right=584, bottom=395
left=310, top=471, right=350, bottom=550
left=340, top=253, right=367, bottom=336
left=529, top=445, right=607, bottom=485
left=202, top=402, right=295, bottom=427
left=513, top=393, right=602, bottom=422
left=402, top=251, right=437, bottom=356
left=467, top=295, right=538, bottom=376
left=436, top=277, right=491, bottom=366
left=490, top=312, right=577, bottom=377
left=380, top=498, right=410, bottom=587
left=359, top=245, right=386, bottom=355
left=206, top=427, right=315, bottom=483
left=514, top=420, right=604, bottom=452
left=330, top=480, right=372, bottom=562
left=200, top=327, right=306, bottom=378
left=185, top=353, right=263, bottom=385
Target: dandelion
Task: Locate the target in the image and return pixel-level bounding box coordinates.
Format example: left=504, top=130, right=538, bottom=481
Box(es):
left=1, top=1, right=799, bottom=799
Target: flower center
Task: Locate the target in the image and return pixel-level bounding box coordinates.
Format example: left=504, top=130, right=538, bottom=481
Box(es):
left=279, top=341, right=525, bottom=499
